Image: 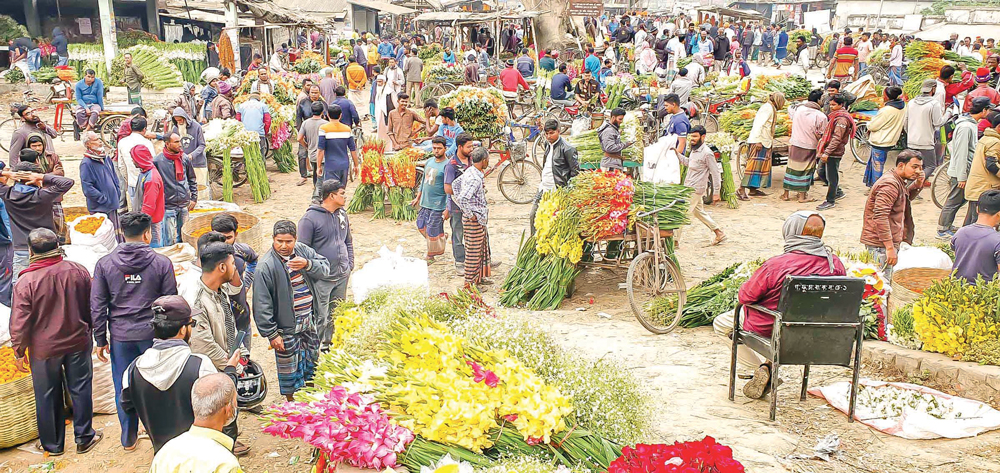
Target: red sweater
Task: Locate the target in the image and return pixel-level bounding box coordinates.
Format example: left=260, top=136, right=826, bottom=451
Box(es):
left=140, top=167, right=165, bottom=223
left=738, top=251, right=847, bottom=338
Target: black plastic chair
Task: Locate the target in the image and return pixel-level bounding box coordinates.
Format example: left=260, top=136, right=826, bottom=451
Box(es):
left=728, top=275, right=865, bottom=421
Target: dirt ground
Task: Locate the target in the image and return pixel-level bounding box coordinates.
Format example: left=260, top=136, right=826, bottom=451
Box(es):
left=0, top=76, right=998, bottom=473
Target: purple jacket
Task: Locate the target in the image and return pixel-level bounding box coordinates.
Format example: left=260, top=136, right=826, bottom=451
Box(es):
left=91, top=242, right=178, bottom=346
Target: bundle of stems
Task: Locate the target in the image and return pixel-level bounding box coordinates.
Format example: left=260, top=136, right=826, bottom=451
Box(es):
left=243, top=140, right=271, bottom=202
left=222, top=148, right=234, bottom=202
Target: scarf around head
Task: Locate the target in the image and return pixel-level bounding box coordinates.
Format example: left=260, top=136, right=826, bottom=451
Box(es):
left=782, top=211, right=835, bottom=272
left=163, top=147, right=185, bottom=180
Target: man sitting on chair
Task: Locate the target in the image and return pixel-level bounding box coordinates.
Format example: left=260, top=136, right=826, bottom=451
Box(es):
left=716, top=211, right=847, bottom=399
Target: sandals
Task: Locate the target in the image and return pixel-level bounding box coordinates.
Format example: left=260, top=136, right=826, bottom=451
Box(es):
left=748, top=189, right=768, bottom=197
left=712, top=234, right=727, bottom=246
left=736, top=190, right=750, bottom=201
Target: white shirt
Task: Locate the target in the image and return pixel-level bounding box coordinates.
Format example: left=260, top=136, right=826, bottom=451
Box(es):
left=117, top=132, right=155, bottom=189
left=666, top=22, right=676, bottom=35
left=539, top=138, right=558, bottom=191
left=668, top=37, right=686, bottom=62
left=798, top=47, right=811, bottom=70
left=687, top=61, right=705, bottom=85
left=724, top=28, right=736, bottom=43
left=634, top=30, right=647, bottom=48
left=268, top=53, right=285, bottom=73
left=384, top=66, right=404, bottom=94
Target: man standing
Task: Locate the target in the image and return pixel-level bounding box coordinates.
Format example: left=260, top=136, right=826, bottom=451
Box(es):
left=889, top=36, right=904, bottom=86
left=298, top=102, right=327, bottom=189
left=353, top=40, right=368, bottom=78
left=444, top=133, right=476, bottom=275
left=122, top=52, right=144, bottom=105
left=79, top=131, right=121, bottom=232
left=677, top=125, right=725, bottom=246
left=827, top=36, right=859, bottom=82
left=149, top=374, right=243, bottom=473
left=668, top=68, right=694, bottom=105
left=154, top=133, right=198, bottom=245
left=319, top=67, right=340, bottom=105
left=597, top=108, right=633, bottom=172
left=529, top=119, right=579, bottom=234
left=51, top=27, right=69, bottom=66
left=862, top=151, right=924, bottom=281
left=661, top=94, right=691, bottom=155
left=211, top=82, right=235, bottom=120
left=8, top=105, right=56, bottom=166
left=938, top=97, right=989, bottom=238
left=164, top=108, right=208, bottom=200
left=345, top=58, right=368, bottom=113
left=864, top=87, right=907, bottom=188
left=856, top=33, right=874, bottom=77
left=795, top=37, right=810, bottom=76
left=774, top=25, right=788, bottom=69
left=332, top=86, right=361, bottom=129
left=253, top=220, right=329, bottom=400
left=118, top=116, right=156, bottom=205
left=904, top=79, right=945, bottom=183
left=713, top=32, right=729, bottom=74
left=403, top=48, right=424, bottom=100
left=452, top=148, right=492, bottom=287
left=385, top=57, right=405, bottom=98
left=816, top=94, right=856, bottom=210
left=91, top=212, right=177, bottom=451
left=414, top=137, right=451, bottom=259
left=74, top=69, right=104, bottom=132
left=10, top=228, right=103, bottom=456
left=318, top=104, right=361, bottom=185
left=297, top=181, right=353, bottom=349
left=500, top=59, right=531, bottom=97
left=386, top=93, right=427, bottom=151
left=0, top=163, right=73, bottom=281
left=964, top=113, right=1000, bottom=225
left=951, top=190, right=1000, bottom=283
left=782, top=89, right=828, bottom=203
left=237, top=92, right=272, bottom=158
left=963, top=68, right=1000, bottom=112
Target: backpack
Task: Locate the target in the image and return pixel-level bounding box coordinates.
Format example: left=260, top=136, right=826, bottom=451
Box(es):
left=740, top=60, right=751, bottom=78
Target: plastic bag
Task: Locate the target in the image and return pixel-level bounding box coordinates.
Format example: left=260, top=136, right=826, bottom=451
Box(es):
left=68, top=213, right=117, bottom=253
left=155, top=243, right=199, bottom=266
left=92, top=354, right=117, bottom=415
left=63, top=244, right=110, bottom=277
left=192, top=200, right=241, bottom=215
left=895, top=243, right=953, bottom=272
left=571, top=117, right=592, bottom=136
left=0, top=303, right=10, bottom=346
left=351, top=246, right=429, bottom=303
left=641, top=135, right=682, bottom=184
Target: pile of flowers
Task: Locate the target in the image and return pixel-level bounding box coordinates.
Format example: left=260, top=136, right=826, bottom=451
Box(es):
left=439, top=86, right=508, bottom=138
left=262, top=386, right=413, bottom=469
left=0, top=346, right=30, bottom=384
left=423, top=62, right=463, bottom=83
left=202, top=118, right=270, bottom=202
left=267, top=104, right=297, bottom=173
left=855, top=384, right=963, bottom=421
left=608, top=437, right=745, bottom=473
left=849, top=263, right=889, bottom=341
left=912, top=276, right=1000, bottom=363
left=621, top=111, right=645, bottom=163
left=571, top=170, right=634, bottom=240
left=235, top=70, right=298, bottom=104
left=347, top=140, right=421, bottom=221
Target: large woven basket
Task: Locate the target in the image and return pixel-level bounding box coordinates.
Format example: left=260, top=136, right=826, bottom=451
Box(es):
left=181, top=211, right=262, bottom=251
left=888, top=267, right=952, bottom=321
left=0, top=375, right=39, bottom=448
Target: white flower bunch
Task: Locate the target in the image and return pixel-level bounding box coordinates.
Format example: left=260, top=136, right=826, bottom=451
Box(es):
left=68, top=44, right=104, bottom=61
left=857, top=384, right=962, bottom=420
left=705, top=131, right=739, bottom=155
left=205, top=119, right=256, bottom=154
left=621, top=111, right=644, bottom=162
left=274, top=105, right=296, bottom=125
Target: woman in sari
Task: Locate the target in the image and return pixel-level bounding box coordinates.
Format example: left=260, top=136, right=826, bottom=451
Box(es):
left=737, top=91, right=785, bottom=200
left=374, top=74, right=397, bottom=144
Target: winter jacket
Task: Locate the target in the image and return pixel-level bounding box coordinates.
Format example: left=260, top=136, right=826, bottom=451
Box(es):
left=298, top=205, right=354, bottom=283
left=948, top=114, right=979, bottom=182
left=861, top=169, right=919, bottom=249
left=403, top=56, right=423, bottom=82
left=253, top=243, right=330, bottom=341
left=818, top=112, right=855, bottom=159
left=965, top=128, right=1000, bottom=201
left=165, top=107, right=207, bottom=167
left=963, top=85, right=1000, bottom=113
left=332, top=97, right=360, bottom=127
left=8, top=122, right=56, bottom=166
left=0, top=174, right=73, bottom=251
left=133, top=155, right=165, bottom=223
left=80, top=154, right=121, bottom=215
left=51, top=27, right=68, bottom=56
left=540, top=137, right=580, bottom=189
left=867, top=100, right=906, bottom=148
left=153, top=152, right=198, bottom=210
left=91, top=242, right=177, bottom=346
left=183, top=279, right=241, bottom=370
left=10, top=258, right=92, bottom=359
left=903, top=95, right=945, bottom=150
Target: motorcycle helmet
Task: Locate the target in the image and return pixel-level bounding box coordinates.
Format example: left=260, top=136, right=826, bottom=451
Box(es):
left=236, top=359, right=267, bottom=409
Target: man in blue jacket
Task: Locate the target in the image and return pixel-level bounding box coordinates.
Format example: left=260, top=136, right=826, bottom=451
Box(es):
left=297, top=179, right=354, bottom=350
left=75, top=70, right=104, bottom=132
left=79, top=130, right=121, bottom=233
left=331, top=86, right=360, bottom=128
left=153, top=134, right=198, bottom=245
left=91, top=212, right=177, bottom=451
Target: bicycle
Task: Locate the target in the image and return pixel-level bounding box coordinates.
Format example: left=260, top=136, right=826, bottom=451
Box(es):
left=0, top=88, right=76, bottom=152
left=690, top=91, right=745, bottom=134
left=352, top=124, right=365, bottom=149
left=482, top=135, right=543, bottom=204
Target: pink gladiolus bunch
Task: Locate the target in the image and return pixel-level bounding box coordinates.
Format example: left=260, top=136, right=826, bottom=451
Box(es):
left=263, top=386, right=414, bottom=470
left=466, top=359, right=500, bottom=387
left=608, top=437, right=745, bottom=473
left=271, top=122, right=291, bottom=149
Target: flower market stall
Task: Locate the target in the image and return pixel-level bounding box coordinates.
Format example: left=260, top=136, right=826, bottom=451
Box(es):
left=68, top=42, right=207, bottom=88
left=439, top=86, right=509, bottom=139
left=262, top=288, right=747, bottom=472
left=347, top=141, right=422, bottom=221
left=204, top=118, right=271, bottom=203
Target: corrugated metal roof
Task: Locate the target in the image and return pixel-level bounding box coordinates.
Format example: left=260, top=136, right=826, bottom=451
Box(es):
left=346, top=0, right=418, bottom=15
left=275, top=0, right=349, bottom=15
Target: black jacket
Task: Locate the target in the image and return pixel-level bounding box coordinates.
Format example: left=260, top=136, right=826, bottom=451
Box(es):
left=252, top=243, right=330, bottom=340
left=543, top=137, right=580, bottom=188
left=153, top=152, right=198, bottom=209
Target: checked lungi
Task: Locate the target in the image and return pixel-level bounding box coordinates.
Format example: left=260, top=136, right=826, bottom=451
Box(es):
left=462, top=215, right=491, bottom=286
left=782, top=145, right=819, bottom=193
left=740, top=146, right=772, bottom=189
left=275, top=268, right=320, bottom=396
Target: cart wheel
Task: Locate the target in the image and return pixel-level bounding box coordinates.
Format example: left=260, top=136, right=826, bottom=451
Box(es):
left=100, top=115, right=125, bottom=148
left=703, top=114, right=720, bottom=134
left=733, top=142, right=751, bottom=180
left=628, top=251, right=686, bottom=334
left=0, top=118, right=21, bottom=153
left=931, top=164, right=951, bottom=210
left=497, top=158, right=542, bottom=204
left=851, top=123, right=871, bottom=165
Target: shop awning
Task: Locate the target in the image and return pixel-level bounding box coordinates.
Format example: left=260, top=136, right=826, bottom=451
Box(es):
left=347, top=0, right=418, bottom=16
left=160, top=8, right=257, bottom=26
left=413, top=11, right=497, bottom=22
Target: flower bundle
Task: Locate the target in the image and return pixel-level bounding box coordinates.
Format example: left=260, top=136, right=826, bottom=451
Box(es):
left=848, top=263, right=888, bottom=341
left=718, top=103, right=790, bottom=141
left=424, top=63, right=464, bottom=83
left=903, top=58, right=948, bottom=99
left=904, top=41, right=945, bottom=60
left=608, top=437, right=745, bottom=473
left=912, top=276, right=1000, bottom=360
left=568, top=170, right=634, bottom=241
left=385, top=152, right=418, bottom=220
left=263, top=386, right=414, bottom=469
left=648, top=260, right=762, bottom=329
left=205, top=117, right=272, bottom=203
left=439, top=86, right=509, bottom=138
left=534, top=189, right=584, bottom=263
left=294, top=57, right=323, bottom=74
left=349, top=150, right=384, bottom=214
left=621, top=112, right=645, bottom=163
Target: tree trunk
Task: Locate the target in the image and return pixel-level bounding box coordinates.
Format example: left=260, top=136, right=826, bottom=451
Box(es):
left=532, top=0, right=585, bottom=51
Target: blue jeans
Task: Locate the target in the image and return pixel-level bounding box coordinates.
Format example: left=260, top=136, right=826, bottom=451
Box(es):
left=160, top=207, right=189, bottom=246
left=150, top=219, right=163, bottom=248
left=27, top=49, right=41, bottom=72
left=109, top=339, right=153, bottom=447
left=858, top=62, right=868, bottom=75
left=56, top=56, right=68, bottom=66
left=12, top=250, right=28, bottom=286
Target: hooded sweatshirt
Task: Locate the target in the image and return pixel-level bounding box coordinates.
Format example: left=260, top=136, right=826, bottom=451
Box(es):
left=121, top=339, right=233, bottom=453
left=132, top=146, right=165, bottom=223
left=91, top=242, right=177, bottom=346
left=80, top=151, right=121, bottom=214
left=904, top=95, right=945, bottom=150
left=0, top=174, right=73, bottom=251
left=868, top=99, right=906, bottom=148
left=298, top=205, right=354, bottom=283
left=51, top=27, right=68, bottom=57
left=166, top=107, right=207, bottom=167
left=153, top=149, right=198, bottom=210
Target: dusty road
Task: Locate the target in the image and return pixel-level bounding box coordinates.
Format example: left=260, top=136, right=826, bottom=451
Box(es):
left=0, top=82, right=997, bottom=473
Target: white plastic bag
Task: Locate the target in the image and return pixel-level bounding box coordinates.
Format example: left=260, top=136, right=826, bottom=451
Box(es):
left=351, top=246, right=429, bottom=303
left=571, top=117, right=592, bottom=136
left=68, top=213, right=117, bottom=253
left=63, top=244, right=110, bottom=277
left=895, top=243, right=953, bottom=272
left=192, top=200, right=241, bottom=214
left=641, top=135, right=682, bottom=184
left=91, top=354, right=117, bottom=415
left=0, top=303, right=11, bottom=346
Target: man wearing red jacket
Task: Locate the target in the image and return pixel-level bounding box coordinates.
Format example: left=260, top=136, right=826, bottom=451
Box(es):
left=935, top=64, right=974, bottom=108
left=963, top=68, right=1000, bottom=113
left=499, top=59, right=529, bottom=97
left=130, top=146, right=165, bottom=247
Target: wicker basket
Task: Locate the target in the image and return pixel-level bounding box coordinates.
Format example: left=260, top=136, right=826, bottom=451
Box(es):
left=0, top=375, right=39, bottom=448
left=181, top=211, right=262, bottom=250
left=888, top=267, right=952, bottom=322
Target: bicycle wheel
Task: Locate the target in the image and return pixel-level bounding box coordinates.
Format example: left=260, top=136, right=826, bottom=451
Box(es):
left=871, top=66, right=888, bottom=86
left=544, top=106, right=572, bottom=133
left=497, top=159, right=542, bottom=204
left=851, top=123, right=871, bottom=164
left=704, top=114, right=719, bottom=134
left=531, top=134, right=546, bottom=166
left=0, top=118, right=21, bottom=153
left=628, top=251, right=686, bottom=334
left=100, top=115, right=125, bottom=148
left=733, top=142, right=751, bottom=180
left=931, top=163, right=951, bottom=210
